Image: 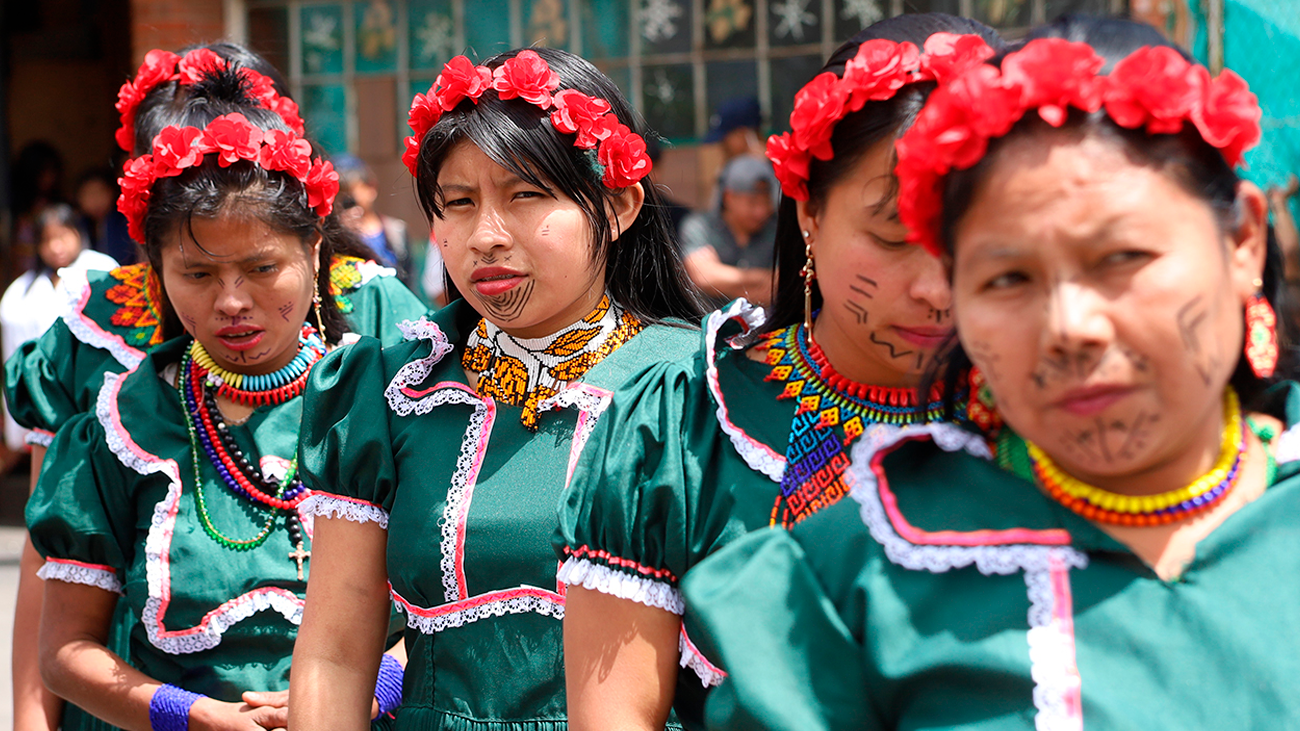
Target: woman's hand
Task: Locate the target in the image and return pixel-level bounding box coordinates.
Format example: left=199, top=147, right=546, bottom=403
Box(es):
left=190, top=695, right=288, bottom=730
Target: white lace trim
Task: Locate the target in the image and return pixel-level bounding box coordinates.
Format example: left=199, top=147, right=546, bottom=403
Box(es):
left=356, top=260, right=397, bottom=285
left=61, top=271, right=145, bottom=370
left=703, top=300, right=784, bottom=482
left=847, top=422, right=1087, bottom=730
left=25, top=429, right=54, bottom=447
left=1273, top=422, right=1300, bottom=464
left=298, top=492, right=390, bottom=529
left=538, top=383, right=614, bottom=490
left=556, top=557, right=683, bottom=614
left=95, top=369, right=305, bottom=655
left=384, top=319, right=456, bottom=417
left=391, top=584, right=564, bottom=634
left=37, top=559, right=123, bottom=594
left=679, top=628, right=727, bottom=688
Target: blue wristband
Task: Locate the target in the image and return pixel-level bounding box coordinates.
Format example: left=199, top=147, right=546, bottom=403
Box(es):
left=374, top=653, right=405, bottom=716
left=149, top=683, right=203, bottom=731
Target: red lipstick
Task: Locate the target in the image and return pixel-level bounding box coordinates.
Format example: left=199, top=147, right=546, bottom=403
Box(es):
left=471, top=266, right=526, bottom=297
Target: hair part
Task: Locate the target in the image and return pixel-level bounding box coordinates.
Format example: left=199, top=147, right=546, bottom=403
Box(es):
left=411, top=47, right=704, bottom=327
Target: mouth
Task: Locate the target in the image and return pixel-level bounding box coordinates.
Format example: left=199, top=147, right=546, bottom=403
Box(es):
left=213, top=326, right=266, bottom=352
left=890, top=326, right=954, bottom=349
left=471, top=267, right=526, bottom=297
left=1052, top=384, right=1137, bottom=418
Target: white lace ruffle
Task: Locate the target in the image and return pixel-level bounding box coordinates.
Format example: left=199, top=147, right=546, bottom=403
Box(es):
left=384, top=319, right=456, bottom=416
left=25, top=429, right=54, bottom=447
left=61, top=274, right=145, bottom=370
left=556, top=557, right=684, bottom=614
left=1274, top=422, right=1300, bottom=464
left=538, top=384, right=615, bottom=489
left=703, top=299, right=784, bottom=482
left=96, top=369, right=306, bottom=655
left=356, top=260, right=397, bottom=285
left=435, top=391, right=494, bottom=603
left=846, top=422, right=1087, bottom=729
left=37, top=559, right=123, bottom=594
left=298, top=493, right=390, bottom=529
left=679, top=628, right=727, bottom=688
left=392, top=586, right=565, bottom=634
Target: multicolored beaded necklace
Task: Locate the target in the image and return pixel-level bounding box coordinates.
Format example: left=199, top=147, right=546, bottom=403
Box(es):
left=763, top=322, right=954, bottom=528
left=999, top=388, right=1247, bottom=527
left=178, top=329, right=321, bottom=578
left=190, top=325, right=326, bottom=406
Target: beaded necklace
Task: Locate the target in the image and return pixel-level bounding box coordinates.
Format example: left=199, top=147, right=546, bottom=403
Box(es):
left=762, top=323, right=955, bottom=528
left=178, top=333, right=316, bottom=577
left=462, top=294, right=643, bottom=430
left=1001, top=388, right=1247, bottom=527
left=190, top=325, right=326, bottom=406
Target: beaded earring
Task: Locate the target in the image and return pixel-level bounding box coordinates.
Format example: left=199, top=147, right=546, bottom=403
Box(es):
left=1245, top=279, right=1278, bottom=378
left=801, top=230, right=815, bottom=337
left=966, top=366, right=1002, bottom=433
left=311, top=288, right=325, bottom=337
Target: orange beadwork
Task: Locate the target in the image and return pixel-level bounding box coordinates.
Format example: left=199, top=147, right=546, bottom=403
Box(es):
left=105, top=263, right=165, bottom=347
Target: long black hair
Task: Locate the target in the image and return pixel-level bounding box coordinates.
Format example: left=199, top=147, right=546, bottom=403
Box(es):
left=410, top=47, right=705, bottom=326
left=131, top=49, right=372, bottom=345
left=763, top=13, right=1004, bottom=337
left=927, top=14, right=1289, bottom=416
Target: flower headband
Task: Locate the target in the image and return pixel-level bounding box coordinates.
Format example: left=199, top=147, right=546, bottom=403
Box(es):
left=766, top=33, right=996, bottom=201
left=403, top=50, right=652, bottom=189
left=895, top=38, right=1263, bottom=256
left=117, top=113, right=339, bottom=242
left=116, top=47, right=305, bottom=153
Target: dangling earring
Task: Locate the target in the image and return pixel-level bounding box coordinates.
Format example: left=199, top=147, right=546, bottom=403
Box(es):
left=966, top=366, right=1002, bottom=433
left=1245, top=278, right=1277, bottom=378
left=312, top=288, right=326, bottom=336
left=801, top=230, right=815, bottom=339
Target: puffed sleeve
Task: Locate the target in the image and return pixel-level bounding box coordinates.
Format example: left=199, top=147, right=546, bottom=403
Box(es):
left=555, top=355, right=735, bottom=615
left=26, top=410, right=136, bottom=594
left=298, top=336, right=400, bottom=527
left=4, top=319, right=98, bottom=446
left=681, top=527, right=876, bottom=731
left=341, top=267, right=430, bottom=347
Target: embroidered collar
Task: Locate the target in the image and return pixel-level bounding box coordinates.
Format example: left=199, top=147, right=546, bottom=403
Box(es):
left=461, top=294, right=642, bottom=429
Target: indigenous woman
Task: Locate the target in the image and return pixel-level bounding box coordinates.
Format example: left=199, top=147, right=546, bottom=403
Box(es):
left=681, top=16, right=1298, bottom=730
left=27, top=60, right=406, bottom=730
left=7, top=44, right=425, bottom=731
left=554, top=14, right=1003, bottom=731
left=288, top=48, right=703, bottom=730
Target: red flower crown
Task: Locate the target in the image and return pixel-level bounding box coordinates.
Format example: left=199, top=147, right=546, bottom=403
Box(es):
left=116, top=47, right=305, bottom=153
left=117, top=113, right=339, bottom=243
left=403, top=50, right=652, bottom=189
left=766, top=33, right=996, bottom=201
left=895, top=39, right=1263, bottom=256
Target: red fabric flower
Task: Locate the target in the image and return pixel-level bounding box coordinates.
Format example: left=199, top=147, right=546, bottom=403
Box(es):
left=767, top=132, right=811, bottom=200
left=402, top=135, right=423, bottom=177
left=306, top=160, right=340, bottom=216
left=1001, top=39, right=1104, bottom=127
left=243, top=70, right=306, bottom=135
left=435, top=56, right=493, bottom=111
left=114, top=82, right=145, bottom=152
left=178, top=48, right=227, bottom=85
left=134, top=49, right=182, bottom=95
left=1194, top=69, right=1262, bottom=168
left=118, top=155, right=157, bottom=242
left=408, top=89, right=443, bottom=138
left=492, top=50, right=562, bottom=107
left=259, top=129, right=313, bottom=178
left=150, top=126, right=205, bottom=177
left=550, top=89, right=616, bottom=149
left=267, top=96, right=306, bottom=136
left=597, top=123, right=652, bottom=188
left=201, top=113, right=262, bottom=167
left=790, top=72, right=850, bottom=161
left=1104, top=45, right=1204, bottom=134
left=842, top=40, right=918, bottom=112
left=919, top=33, right=995, bottom=83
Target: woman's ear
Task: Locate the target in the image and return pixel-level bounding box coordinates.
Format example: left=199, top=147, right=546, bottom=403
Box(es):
left=1229, top=181, right=1269, bottom=302
left=795, top=198, right=820, bottom=245
left=607, top=182, right=647, bottom=242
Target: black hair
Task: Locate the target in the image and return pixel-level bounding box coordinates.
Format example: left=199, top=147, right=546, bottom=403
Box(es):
left=410, top=47, right=705, bottom=327
left=130, top=46, right=374, bottom=345
left=763, top=13, right=1005, bottom=336
left=32, top=203, right=85, bottom=279
left=926, top=14, right=1288, bottom=417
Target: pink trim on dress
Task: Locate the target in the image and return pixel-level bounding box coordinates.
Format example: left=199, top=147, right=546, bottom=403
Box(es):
left=45, top=557, right=117, bottom=573
left=564, top=544, right=678, bottom=581
left=64, top=277, right=145, bottom=369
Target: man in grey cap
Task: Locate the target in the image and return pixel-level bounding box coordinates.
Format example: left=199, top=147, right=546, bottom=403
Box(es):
left=681, top=154, right=777, bottom=308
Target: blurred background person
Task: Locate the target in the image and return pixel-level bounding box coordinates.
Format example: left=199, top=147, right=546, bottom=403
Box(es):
left=682, top=154, right=778, bottom=308
left=1, top=203, right=116, bottom=453
left=335, top=153, right=416, bottom=289
left=74, top=167, right=137, bottom=265
left=9, top=141, right=67, bottom=273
